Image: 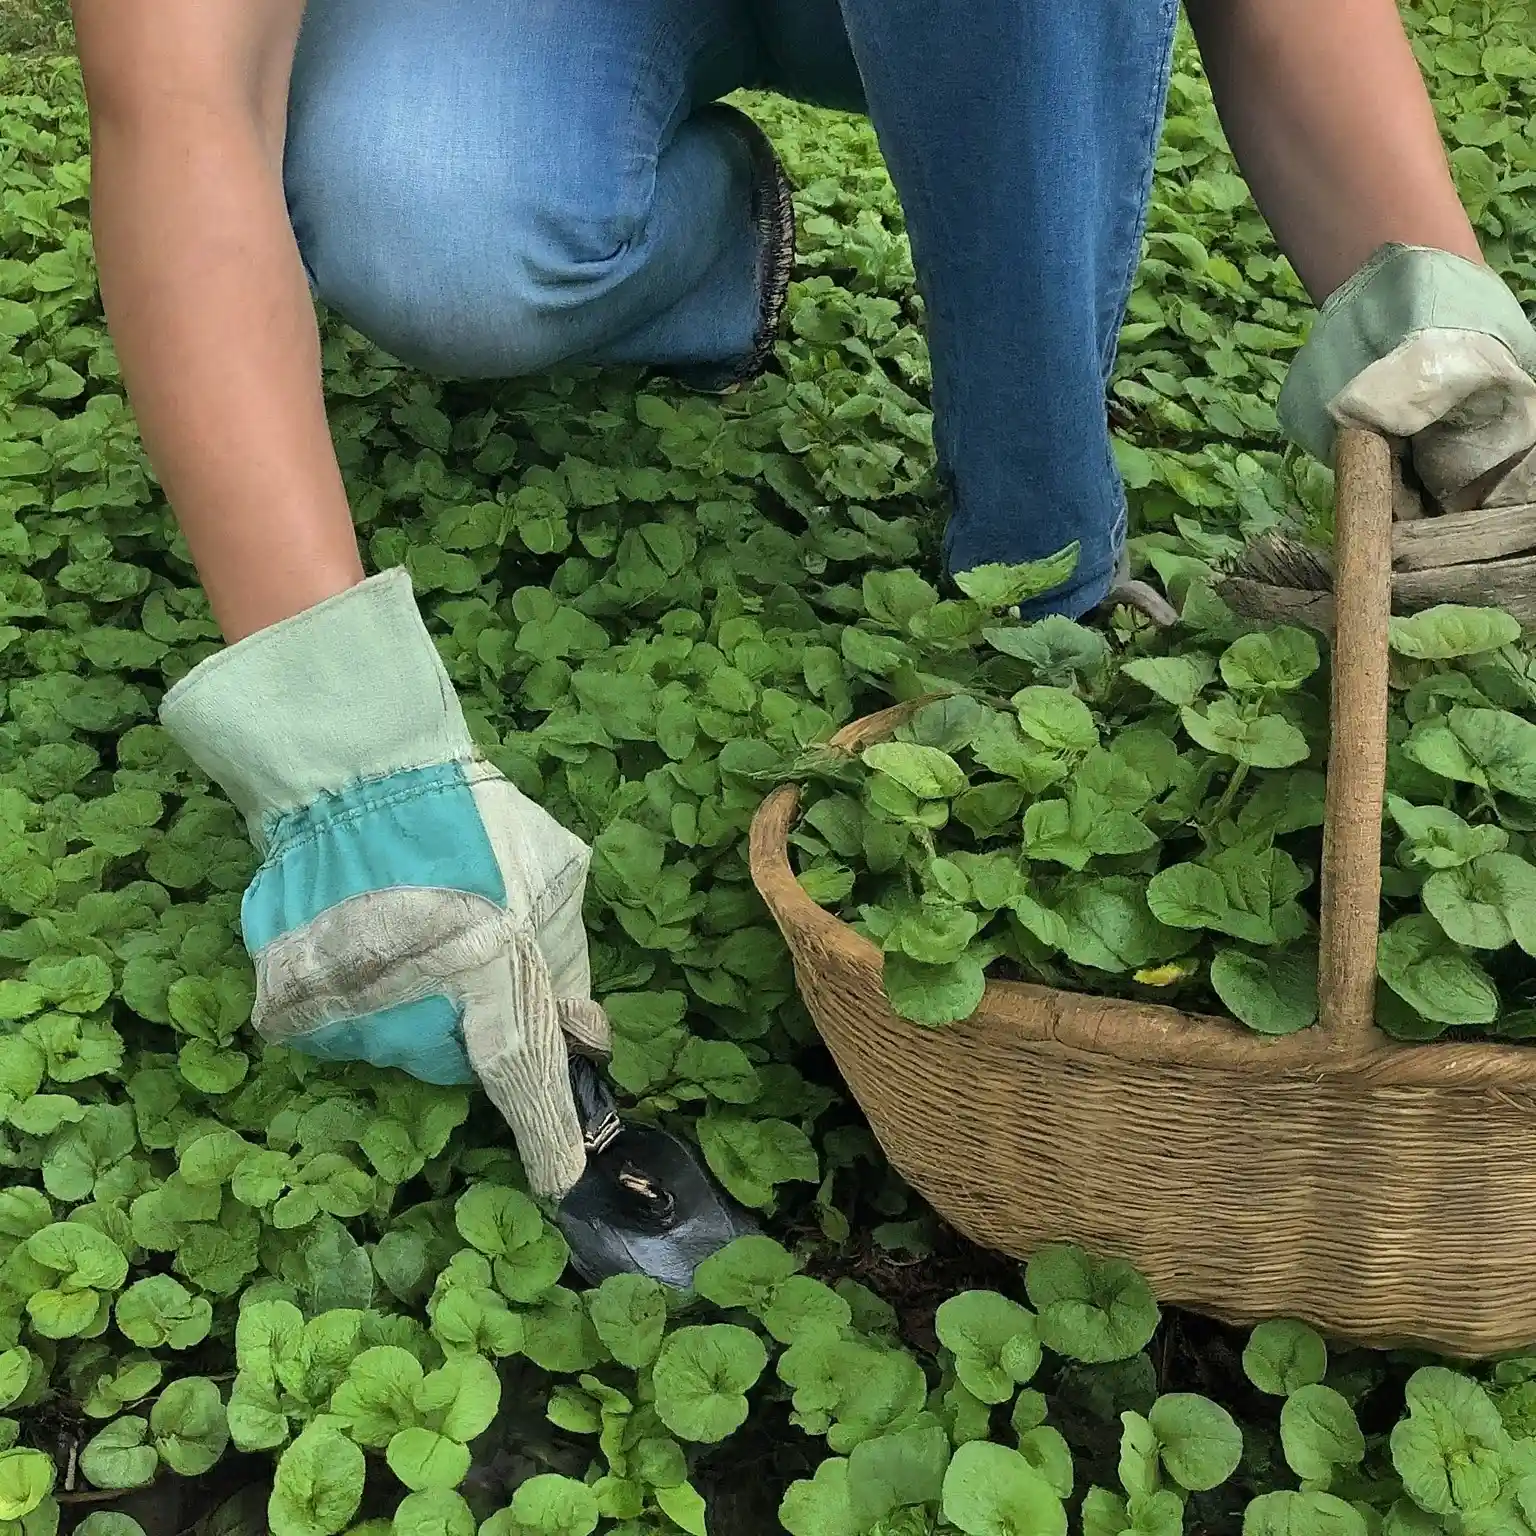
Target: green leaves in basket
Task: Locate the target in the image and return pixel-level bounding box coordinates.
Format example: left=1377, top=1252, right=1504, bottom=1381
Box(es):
left=791, top=587, right=1536, bottom=1047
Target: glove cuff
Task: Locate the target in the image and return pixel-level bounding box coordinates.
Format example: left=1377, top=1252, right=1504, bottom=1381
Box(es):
left=1278, top=243, right=1536, bottom=463
left=159, top=568, right=474, bottom=846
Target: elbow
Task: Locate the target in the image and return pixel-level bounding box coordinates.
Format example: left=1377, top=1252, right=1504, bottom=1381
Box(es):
left=71, top=9, right=292, bottom=169
left=79, top=83, right=286, bottom=183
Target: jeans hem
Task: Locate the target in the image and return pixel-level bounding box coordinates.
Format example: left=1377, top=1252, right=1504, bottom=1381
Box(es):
left=661, top=103, right=796, bottom=392
left=1012, top=564, right=1116, bottom=623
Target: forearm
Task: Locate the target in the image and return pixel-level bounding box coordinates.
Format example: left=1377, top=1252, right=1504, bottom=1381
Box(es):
left=1185, top=0, right=1481, bottom=302
left=87, top=110, right=363, bottom=641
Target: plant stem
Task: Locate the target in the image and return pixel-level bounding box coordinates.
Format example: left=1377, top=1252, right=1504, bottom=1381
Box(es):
left=1206, top=761, right=1252, bottom=832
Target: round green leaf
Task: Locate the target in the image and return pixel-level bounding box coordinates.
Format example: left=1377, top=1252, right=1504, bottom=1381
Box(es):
left=1220, top=627, right=1321, bottom=692
left=1242, top=1320, right=1327, bottom=1396
left=760, top=1277, right=853, bottom=1346
left=115, top=1275, right=213, bottom=1350
left=1389, top=605, right=1521, bottom=660
left=940, top=1441, right=1067, bottom=1536
left=1148, top=1393, right=1243, bottom=1491
left=386, top=1429, right=471, bottom=1493
left=779, top=1460, right=858, bottom=1536
left=79, top=1417, right=158, bottom=1491
left=934, top=1291, right=1041, bottom=1403
left=691, top=1236, right=800, bottom=1310
left=1017, top=1426, right=1074, bottom=1500
left=861, top=742, right=967, bottom=800
left=1279, top=1385, right=1364, bottom=1483
left=1377, top=916, right=1499, bottom=1027
left=1210, top=947, right=1318, bottom=1035
left=329, top=1346, right=425, bottom=1447
left=421, top=1354, right=501, bottom=1444
left=651, top=1324, right=767, bottom=1443
left=881, top=951, right=987, bottom=1027
left=75, top=1516, right=149, bottom=1536
left=268, top=1424, right=365, bottom=1536
left=0, top=1349, right=33, bottom=1412
left=1024, top=1245, right=1159, bottom=1364
left=1243, top=1490, right=1368, bottom=1536
left=24, top=1223, right=127, bottom=1291
left=0, top=1449, right=54, bottom=1522
left=393, top=1490, right=475, bottom=1536
left=454, top=1184, right=543, bottom=1258
left=149, top=1376, right=229, bottom=1476
left=585, top=1273, right=668, bottom=1368
left=1390, top=1366, right=1509, bottom=1516
left=506, top=1474, right=600, bottom=1536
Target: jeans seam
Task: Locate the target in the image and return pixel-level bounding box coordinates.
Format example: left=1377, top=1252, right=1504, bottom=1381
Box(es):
left=1097, top=0, right=1180, bottom=565
left=1099, top=0, right=1179, bottom=388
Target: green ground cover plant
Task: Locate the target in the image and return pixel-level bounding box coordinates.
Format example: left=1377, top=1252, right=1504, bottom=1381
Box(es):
left=4, top=4, right=1536, bottom=1534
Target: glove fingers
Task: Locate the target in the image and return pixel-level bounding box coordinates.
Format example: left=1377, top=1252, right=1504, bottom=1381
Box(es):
left=460, top=928, right=586, bottom=1201
left=1330, top=332, right=1536, bottom=512
left=1474, top=440, right=1536, bottom=512
left=556, top=997, right=612, bottom=1057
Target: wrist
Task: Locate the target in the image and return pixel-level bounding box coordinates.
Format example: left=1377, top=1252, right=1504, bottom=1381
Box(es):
left=1279, top=243, right=1536, bottom=463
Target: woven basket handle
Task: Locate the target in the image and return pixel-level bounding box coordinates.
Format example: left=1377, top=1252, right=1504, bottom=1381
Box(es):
left=1317, top=428, right=1395, bottom=1055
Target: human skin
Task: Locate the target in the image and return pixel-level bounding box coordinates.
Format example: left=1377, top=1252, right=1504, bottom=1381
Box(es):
left=72, top=1, right=364, bottom=644
left=72, top=0, right=1481, bottom=642
left=1184, top=0, right=1484, bottom=298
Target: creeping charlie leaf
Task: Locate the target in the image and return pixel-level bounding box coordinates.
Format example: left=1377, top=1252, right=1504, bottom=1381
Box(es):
left=941, top=1441, right=1067, bottom=1536
left=935, top=1292, right=1041, bottom=1404
left=651, top=1325, right=767, bottom=1443
left=1025, top=1245, right=1159, bottom=1364
left=1242, top=1320, right=1327, bottom=1397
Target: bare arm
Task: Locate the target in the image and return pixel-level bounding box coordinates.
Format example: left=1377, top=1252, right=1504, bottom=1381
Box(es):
left=1185, top=0, right=1482, bottom=302
left=73, top=1, right=364, bottom=642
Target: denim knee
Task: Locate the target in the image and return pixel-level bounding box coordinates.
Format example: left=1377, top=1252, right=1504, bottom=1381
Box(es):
left=285, top=116, right=644, bottom=379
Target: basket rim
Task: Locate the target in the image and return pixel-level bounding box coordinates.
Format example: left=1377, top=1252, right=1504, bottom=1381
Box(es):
left=747, top=698, right=1536, bottom=1092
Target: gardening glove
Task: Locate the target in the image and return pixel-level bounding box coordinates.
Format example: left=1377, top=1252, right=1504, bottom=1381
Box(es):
left=157, top=568, right=610, bottom=1201
left=1279, top=242, right=1536, bottom=518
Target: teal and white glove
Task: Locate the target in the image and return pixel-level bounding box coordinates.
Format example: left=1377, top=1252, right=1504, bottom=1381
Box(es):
left=158, top=569, right=609, bottom=1200
left=1279, top=242, right=1536, bottom=515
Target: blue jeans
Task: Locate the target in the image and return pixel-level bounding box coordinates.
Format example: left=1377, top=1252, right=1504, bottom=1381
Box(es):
left=284, top=0, right=1178, bottom=613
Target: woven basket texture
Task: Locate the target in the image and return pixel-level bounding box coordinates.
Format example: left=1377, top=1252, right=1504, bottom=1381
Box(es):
left=748, top=430, right=1536, bottom=1357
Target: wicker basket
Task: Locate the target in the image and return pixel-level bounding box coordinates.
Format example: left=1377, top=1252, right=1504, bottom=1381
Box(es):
left=748, top=429, right=1536, bottom=1357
